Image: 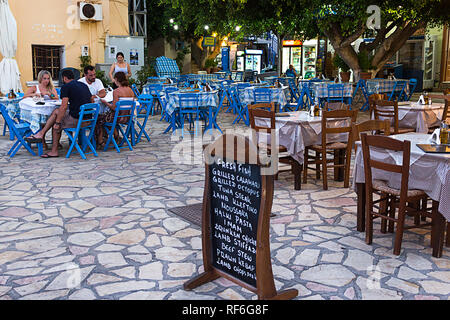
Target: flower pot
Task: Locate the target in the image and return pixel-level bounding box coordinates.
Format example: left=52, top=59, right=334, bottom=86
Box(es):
left=340, top=71, right=351, bottom=82
left=360, top=72, right=372, bottom=80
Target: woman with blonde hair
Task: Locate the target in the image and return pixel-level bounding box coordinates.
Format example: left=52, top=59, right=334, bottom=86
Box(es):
left=23, top=70, right=59, bottom=100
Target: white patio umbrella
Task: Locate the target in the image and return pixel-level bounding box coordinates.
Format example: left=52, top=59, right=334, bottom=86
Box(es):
left=0, top=0, right=22, bottom=94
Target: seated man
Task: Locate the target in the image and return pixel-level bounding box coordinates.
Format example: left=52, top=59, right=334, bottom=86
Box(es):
left=285, top=64, right=298, bottom=78
left=79, top=65, right=106, bottom=100
left=25, top=69, right=93, bottom=158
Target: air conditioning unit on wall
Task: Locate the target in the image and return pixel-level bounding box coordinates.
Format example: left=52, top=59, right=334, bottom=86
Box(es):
left=79, top=2, right=103, bottom=21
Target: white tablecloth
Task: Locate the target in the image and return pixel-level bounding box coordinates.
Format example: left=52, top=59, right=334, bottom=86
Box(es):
left=257, top=111, right=350, bottom=164
left=354, top=133, right=450, bottom=221
left=16, top=98, right=59, bottom=132
left=396, top=102, right=444, bottom=133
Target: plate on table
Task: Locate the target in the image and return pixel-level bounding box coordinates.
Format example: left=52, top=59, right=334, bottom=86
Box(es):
left=417, top=144, right=450, bottom=153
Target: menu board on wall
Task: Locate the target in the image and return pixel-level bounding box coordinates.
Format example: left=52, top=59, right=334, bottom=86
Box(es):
left=209, top=158, right=261, bottom=287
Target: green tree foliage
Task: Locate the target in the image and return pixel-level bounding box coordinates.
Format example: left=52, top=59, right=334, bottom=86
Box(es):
left=160, top=0, right=449, bottom=80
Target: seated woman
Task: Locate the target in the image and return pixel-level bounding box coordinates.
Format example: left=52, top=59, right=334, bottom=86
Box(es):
left=96, top=71, right=135, bottom=148
left=23, top=70, right=60, bottom=150
left=23, top=70, right=59, bottom=100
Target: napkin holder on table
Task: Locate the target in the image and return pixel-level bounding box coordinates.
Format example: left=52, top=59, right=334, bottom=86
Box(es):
left=417, top=95, right=425, bottom=105
left=429, top=128, right=441, bottom=145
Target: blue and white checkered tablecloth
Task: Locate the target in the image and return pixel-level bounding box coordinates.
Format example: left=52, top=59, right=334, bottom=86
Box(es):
left=187, top=74, right=219, bottom=82
left=240, top=86, right=288, bottom=107
left=155, top=56, right=180, bottom=78
left=310, top=82, right=353, bottom=101
left=2, top=97, right=22, bottom=118
left=165, top=91, right=219, bottom=116
left=366, top=79, right=409, bottom=95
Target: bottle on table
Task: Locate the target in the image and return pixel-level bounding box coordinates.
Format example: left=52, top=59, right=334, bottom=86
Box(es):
left=440, top=122, right=449, bottom=145
left=8, top=89, right=16, bottom=99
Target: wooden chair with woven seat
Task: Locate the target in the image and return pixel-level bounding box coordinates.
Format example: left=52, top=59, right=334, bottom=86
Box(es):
left=303, top=109, right=357, bottom=190
left=248, top=107, right=302, bottom=190
left=371, top=99, right=416, bottom=135
left=360, top=133, right=436, bottom=255
left=352, top=119, right=391, bottom=151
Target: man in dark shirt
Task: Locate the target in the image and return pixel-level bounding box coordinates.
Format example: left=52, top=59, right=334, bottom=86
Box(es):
left=26, top=69, right=92, bottom=158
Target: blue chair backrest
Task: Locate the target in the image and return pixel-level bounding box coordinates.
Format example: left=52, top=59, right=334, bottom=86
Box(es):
left=409, top=78, right=417, bottom=93
left=145, top=84, right=163, bottom=96
left=179, top=93, right=199, bottom=110
left=16, top=92, right=24, bottom=98
left=0, top=103, right=18, bottom=133
left=56, top=88, right=61, bottom=97
left=253, top=87, right=272, bottom=103
left=137, top=94, right=154, bottom=113
left=327, top=83, right=345, bottom=101
left=233, top=72, right=244, bottom=81
left=131, top=84, right=140, bottom=97
left=112, top=100, right=136, bottom=126
left=76, top=103, right=99, bottom=131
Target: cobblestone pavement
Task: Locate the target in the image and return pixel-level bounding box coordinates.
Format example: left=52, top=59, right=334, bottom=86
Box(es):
left=0, top=107, right=449, bottom=300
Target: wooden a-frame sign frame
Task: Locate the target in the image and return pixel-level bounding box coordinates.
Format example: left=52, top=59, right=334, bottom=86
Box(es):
left=184, top=133, right=298, bottom=300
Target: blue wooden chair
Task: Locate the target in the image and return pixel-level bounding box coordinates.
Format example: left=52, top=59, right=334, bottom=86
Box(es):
left=145, top=83, right=164, bottom=115
left=63, top=103, right=99, bottom=160
left=131, top=84, right=141, bottom=98
left=178, top=93, right=201, bottom=136
left=253, top=87, right=272, bottom=104
left=287, top=77, right=300, bottom=103
left=0, top=103, right=43, bottom=157
left=233, top=71, right=244, bottom=82
left=400, top=78, right=417, bottom=101
left=229, top=87, right=249, bottom=125
left=327, top=83, right=345, bottom=104
left=103, top=100, right=136, bottom=152
left=134, top=94, right=153, bottom=144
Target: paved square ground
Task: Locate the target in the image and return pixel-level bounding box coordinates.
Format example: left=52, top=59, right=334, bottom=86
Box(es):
left=0, top=103, right=449, bottom=300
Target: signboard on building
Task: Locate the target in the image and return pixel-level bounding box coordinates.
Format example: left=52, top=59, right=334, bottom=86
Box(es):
left=282, top=40, right=302, bottom=46
left=203, top=37, right=216, bottom=47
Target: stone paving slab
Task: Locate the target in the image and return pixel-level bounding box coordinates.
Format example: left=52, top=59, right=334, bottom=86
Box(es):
left=0, top=109, right=449, bottom=300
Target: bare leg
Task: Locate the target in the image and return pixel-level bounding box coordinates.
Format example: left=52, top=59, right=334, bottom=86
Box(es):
left=45, top=126, right=61, bottom=157
left=33, top=109, right=60, bottom=140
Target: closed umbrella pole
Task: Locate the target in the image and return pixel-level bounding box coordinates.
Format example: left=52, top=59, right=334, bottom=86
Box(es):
left=0, top=0, right=22, bottom=94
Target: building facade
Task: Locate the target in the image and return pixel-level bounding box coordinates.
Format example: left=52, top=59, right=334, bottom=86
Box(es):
left=0, top=0, right=129, bottom=89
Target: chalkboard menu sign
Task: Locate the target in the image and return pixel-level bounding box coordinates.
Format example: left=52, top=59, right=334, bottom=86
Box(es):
left=184, top=133, right=298, bottom=300
left=210, top=159, right=261, bottom=287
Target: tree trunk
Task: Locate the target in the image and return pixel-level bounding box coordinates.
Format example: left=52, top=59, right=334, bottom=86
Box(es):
left=324, top=21, right=425, bottom=82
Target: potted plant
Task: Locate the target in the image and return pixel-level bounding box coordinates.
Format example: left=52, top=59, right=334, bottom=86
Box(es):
left=204, top=58, right=218, bottom=74
left=358, top=50, right=373, bottom=80
left=333, top=54, right=351, bottom=82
